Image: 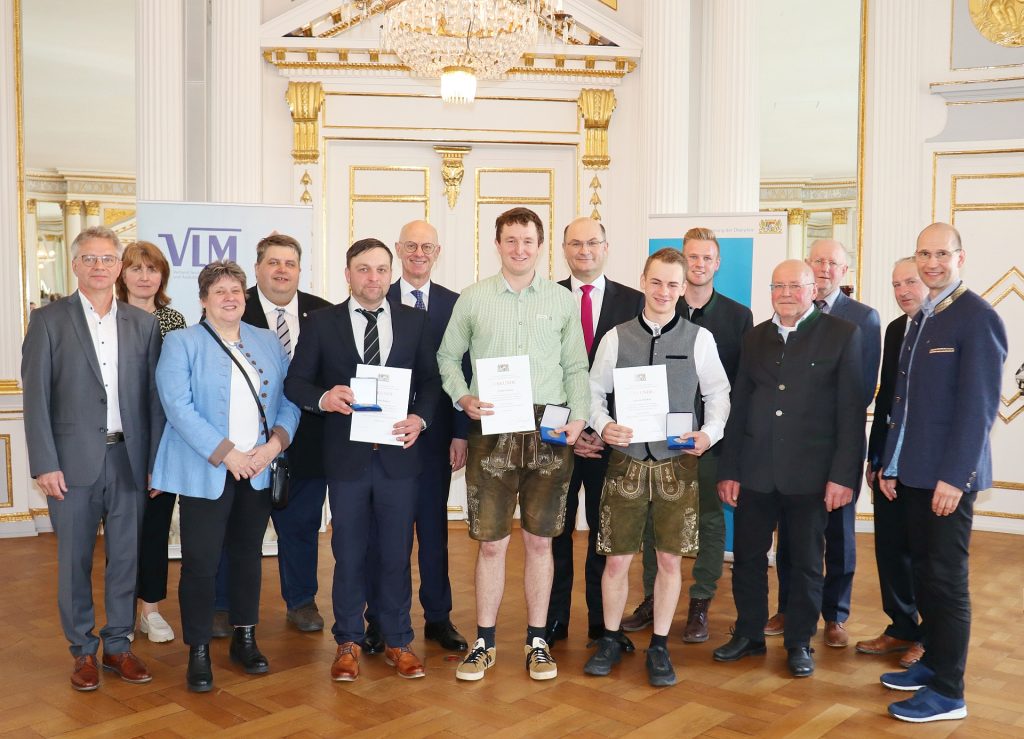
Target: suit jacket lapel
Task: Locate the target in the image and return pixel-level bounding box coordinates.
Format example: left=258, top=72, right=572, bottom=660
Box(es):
left=68, top=292, right=104, bottom=385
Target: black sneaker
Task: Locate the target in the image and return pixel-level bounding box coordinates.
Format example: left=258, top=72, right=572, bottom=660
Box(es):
left=645, top=645, right=676, bottom=687
left=583, top=636, right=623, bottom=676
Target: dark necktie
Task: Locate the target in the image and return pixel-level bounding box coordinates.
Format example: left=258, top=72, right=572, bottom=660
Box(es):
left=357, top=308, right=383, bottom=365
left=411, top=289, right=426, bottom=310
left=814, top=299, right=828, bottom=313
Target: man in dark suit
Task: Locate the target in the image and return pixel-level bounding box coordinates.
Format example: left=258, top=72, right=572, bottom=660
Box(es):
left=546, top=217, right=644, bottom=647
left=363, top=220, right=468, bottom=652
left=285, top=238, right=441, bottom=682
left=238, top=233, right=332, bottom=632
left=22, top=226, right=165, bottom=691
left=768, top=238, right=881, bottom=648
left=713, top=259, right=865, bottom=678
left=855, top=257, right=929, bottom=666
left=879, top=223, right=1006, bottom=723
left=621, top=227, right=753, bottom=642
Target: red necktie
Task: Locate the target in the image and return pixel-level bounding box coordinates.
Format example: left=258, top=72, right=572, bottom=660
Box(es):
left=581, top=284, right=595, bottom=354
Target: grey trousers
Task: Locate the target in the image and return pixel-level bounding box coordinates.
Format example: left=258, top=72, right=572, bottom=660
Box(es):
left=46, top=441, right=144, bottom=657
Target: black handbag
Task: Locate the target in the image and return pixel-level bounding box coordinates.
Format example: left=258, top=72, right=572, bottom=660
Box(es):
left=201, top=321, right=290, bottom=509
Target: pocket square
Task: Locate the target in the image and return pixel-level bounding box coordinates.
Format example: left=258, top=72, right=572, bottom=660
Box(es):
left=928, top=347, right=955, bottom=354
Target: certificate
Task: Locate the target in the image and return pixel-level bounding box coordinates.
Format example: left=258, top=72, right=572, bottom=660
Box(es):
left=612, top=365, right=669, bottom=444
left=349, top=364, right=412, bottom=446
left=476, top=355, right=535, bottom=435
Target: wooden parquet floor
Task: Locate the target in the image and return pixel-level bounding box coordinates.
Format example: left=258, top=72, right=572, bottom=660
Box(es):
left=2, top=525, right=1023, bottom=737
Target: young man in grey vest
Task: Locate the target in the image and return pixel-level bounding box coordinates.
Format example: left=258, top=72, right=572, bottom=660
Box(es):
left=583, top=248, right=731, bottom=686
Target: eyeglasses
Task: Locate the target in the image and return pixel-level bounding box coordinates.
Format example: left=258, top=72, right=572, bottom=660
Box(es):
left=809, top=258, right=844, bottom=269
left=769, top=282, right=815, bottom=293
left=565, top=239, right=606, bottom=250
left=914, top=248, right=961, bottom=263
left=77, top=255, right=120, bottom=267
left=398, top=241, right=438, bottom=255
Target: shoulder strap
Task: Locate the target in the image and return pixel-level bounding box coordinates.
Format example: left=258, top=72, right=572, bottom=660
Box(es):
left=200, top=321, right=272, bottom=442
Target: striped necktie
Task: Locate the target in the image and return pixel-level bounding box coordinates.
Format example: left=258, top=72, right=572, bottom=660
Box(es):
left=275, top=307, right=292, bottom=357
left=357, top=307, right=383, bottom=365
left=411, top=289, right=426, bottom=310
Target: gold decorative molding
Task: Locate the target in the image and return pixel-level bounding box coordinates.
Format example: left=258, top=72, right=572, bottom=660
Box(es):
left=103, top=207, right=135, bottom=226
left=0, top=380, right=22, bottom=395
left=578, top=89, right=616, bottom=169
left=285, top=81, right=326, bottom=164
left=787, top=208, right=808, bottom=226
left=348, top=165, right=429, bottom=247
left=0, top=511, right=32, bottom=523
left=25, top=198, right=35, bottom=214
left=65, top=200, right=82, bottom=216
left=832, top=207, right=849, bottom=225
left=969, top=0, right=1024, bottom=47
left=434, top=146, right=470, bottom=209
left=589, top=174, right=602, bottom=220
left=85, top=201, right=100, bottom=217
left=0, top=434, right=11, bottom=508
left=599, top=0, right=618, bottom=9
left=299, top=170, right=313, bottom=205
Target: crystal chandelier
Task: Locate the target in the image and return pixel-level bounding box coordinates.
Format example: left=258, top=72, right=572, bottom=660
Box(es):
left=383, top=0, right=552, bottom=104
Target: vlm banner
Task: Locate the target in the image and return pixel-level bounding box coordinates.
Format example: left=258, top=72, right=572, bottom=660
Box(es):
left=136, top=201, right=314, bottom=326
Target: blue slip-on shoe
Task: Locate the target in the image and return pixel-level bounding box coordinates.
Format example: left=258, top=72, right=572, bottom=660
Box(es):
left=888, top=687, right=967, bottom=722
left=880, top=661, right=935, bottom=691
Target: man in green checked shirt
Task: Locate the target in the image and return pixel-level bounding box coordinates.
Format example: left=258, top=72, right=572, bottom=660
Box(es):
left=437, top=207, right=590, bottom=683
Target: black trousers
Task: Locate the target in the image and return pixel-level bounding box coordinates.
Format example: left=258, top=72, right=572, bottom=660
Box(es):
left=137, top=491, right=177, bottom=603
left=548, top=453, right=609, bottom=628
left=871, top=480, right=920, bottom=642
left=178, top=476, right=271, bottom=646
left=900, top=481, right=973, bottom=700
left=732, top=488, right=827, bottom=648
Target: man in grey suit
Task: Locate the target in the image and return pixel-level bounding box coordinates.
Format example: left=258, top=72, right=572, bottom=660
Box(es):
left=22, top=226, right=165, bottom=691
left=768, top=238, right=881, bottom=648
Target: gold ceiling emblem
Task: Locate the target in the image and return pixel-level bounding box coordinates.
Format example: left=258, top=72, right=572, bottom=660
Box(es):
left=969, top=0, right=1024, bottom=47
left=434, top=146, right=470, bottom=209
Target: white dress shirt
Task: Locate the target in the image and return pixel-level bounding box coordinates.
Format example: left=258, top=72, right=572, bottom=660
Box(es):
left=257, top=288, right=300, bottom=347
left=772, top=304, right=816, bottom=343
left=349, top=298, right=393, bottom=365
left=588, top=313, right=731, bottom=445
left=398, top=278, right=431, bottom=310
left=79, top=292, right=123, bottom=434
left=570, top=273, right=605, bottom=330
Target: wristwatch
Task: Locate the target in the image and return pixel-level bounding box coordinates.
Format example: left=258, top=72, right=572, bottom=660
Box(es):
left=419, top=417, right=428, bottom=431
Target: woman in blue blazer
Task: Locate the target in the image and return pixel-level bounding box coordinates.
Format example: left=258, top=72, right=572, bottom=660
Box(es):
left=152, top=260, right=299, bottom=693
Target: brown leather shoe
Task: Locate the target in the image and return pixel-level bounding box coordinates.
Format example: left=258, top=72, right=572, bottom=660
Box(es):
left=682, top=598, right=710, bottom=643
left=855, top=632, right=914, bottom=655
left=899, top=642, right=925, bottom=668
left=620, top=594, right=654, bottom=632
left=71, top=654, right=100, bottom=691
left=824, top=620, right=849, bottom=648
left=102, top=651, right=153, bottom=684
left=384, top=644, right=426, bottom=679
left=763, top=612, right=785, bottom=636
left=331, top=641, right=361, bottom=682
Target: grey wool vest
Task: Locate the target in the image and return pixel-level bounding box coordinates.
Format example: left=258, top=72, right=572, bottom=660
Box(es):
left=614, top=315, right=700, bottom=461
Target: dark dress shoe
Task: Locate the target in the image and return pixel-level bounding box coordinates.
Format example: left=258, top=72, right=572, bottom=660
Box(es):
left=364, top=622, right=385, bottom=654
left=424, top=620, right=468, bottom=652
left=211, top=610, right=231, bottom=639
left=229, top=626, right=269, bottom=674
left=787, top=646, right=815, bottom=677
left=682, top=598, right=710, bottom=643
left=544, top=620, right=569, bottom=647
left=286, top=601, right=324, bottom=632
left=713, top=635, right=767, bottom=662
left=187, top=644, right=214, bottom=693
left=583, top=636, right=623, bottom=676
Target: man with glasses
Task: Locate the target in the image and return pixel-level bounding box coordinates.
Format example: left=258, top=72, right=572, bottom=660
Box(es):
left=713, top=259, right=865, bottom=678
left=878, top=223, right=1006, bottom=723
left=438, top=207, right=589, bottom=682
left=546, top=217, right=643, bottom=649
left=22, top=227, right=165, bottom=691
left=361, top=220, right=469, bottom=653
left=766, top=238, right=881, bottom=649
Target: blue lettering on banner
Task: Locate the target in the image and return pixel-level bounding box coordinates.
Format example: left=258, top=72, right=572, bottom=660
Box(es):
left=158, top=227, right=242, bottom=267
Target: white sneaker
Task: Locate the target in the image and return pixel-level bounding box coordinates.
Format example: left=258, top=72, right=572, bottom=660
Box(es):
left=140, top=611, right=175, bottom=643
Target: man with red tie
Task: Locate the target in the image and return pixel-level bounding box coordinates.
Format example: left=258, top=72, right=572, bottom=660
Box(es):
left=546, top=217, right=644, bottom=647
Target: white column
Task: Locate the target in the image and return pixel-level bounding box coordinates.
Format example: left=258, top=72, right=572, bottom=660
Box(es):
left=136, top=0, right=185, bottom=201
left=698, top=0, right=760, bottom=213
left=787, top=209, right=806, bottom=259
left=209, top=0, right=261, bottom=203
left=64, top=201, right=82, bottom=250
left=860, top=0, right=924, bottom=309
left=0, top=0, right=22, bottom=380
left=85, top=201, right=101, bottom=229
left=641, top=0, right=691, bottom=216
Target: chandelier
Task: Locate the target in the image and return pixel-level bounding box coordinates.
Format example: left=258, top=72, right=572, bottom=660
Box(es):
left=383, top=0, right=555, bottom=104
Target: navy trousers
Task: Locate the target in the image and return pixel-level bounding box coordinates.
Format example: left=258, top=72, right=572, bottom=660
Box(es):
left=270, top=476, right=328, bottom=610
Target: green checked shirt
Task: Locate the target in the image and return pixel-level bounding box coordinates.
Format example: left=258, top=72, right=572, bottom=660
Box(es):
left=437, top=271, right=590, bottom=422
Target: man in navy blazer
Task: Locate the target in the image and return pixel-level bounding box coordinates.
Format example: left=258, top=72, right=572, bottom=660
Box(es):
left=546, top=217, right=644, bottom=647
left=362, top=220, right=469, bottom=653
left=770, top=238, right=881, bottom=649
left=284, top=239, right=441, bottom=682
left=878, top=223, right=1006, bottom=723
